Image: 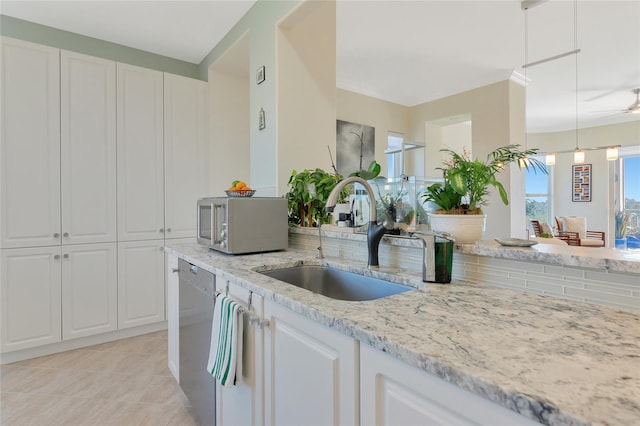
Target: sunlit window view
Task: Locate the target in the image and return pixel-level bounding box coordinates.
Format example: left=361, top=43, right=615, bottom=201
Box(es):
left=525, top=156, right=550, bottom=223
left=623, top=156, right=640, bottom=249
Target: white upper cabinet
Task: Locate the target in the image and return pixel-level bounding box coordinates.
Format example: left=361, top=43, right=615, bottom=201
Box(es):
left=61, top=50, right=117, bottom=245
left=117, top=63, right=165, bottom=241
left=164, top=74, right=208, bottom=239
left=0, top=38, right=61, bottom=249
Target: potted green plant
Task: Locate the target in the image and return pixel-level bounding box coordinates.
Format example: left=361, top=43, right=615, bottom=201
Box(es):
left=614, top=211, right=631, bottom=249
left=286, top=168, right=343, bottom=227
left=422, top=144, right=546, bottom=243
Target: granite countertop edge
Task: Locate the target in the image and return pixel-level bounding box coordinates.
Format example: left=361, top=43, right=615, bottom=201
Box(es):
left=165, top=243, right=639, bottom=426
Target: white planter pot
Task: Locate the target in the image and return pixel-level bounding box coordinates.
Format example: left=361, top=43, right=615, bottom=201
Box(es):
left=428, top=213, right=487, bottom=244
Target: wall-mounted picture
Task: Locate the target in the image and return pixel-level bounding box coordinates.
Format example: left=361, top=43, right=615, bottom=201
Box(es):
left=572, top=163, right=592, bottom=202
left=336, top=120, right=375, bottom=177
left=256, top=66, right=265, bottom=85
left=259, top=108, right=265, bottom=130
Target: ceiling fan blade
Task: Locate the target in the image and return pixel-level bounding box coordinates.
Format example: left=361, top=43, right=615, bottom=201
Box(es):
left=589, top=109, right=627, bottom=113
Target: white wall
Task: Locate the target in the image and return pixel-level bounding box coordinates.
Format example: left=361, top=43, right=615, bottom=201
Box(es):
left=277, top=0, right=336, bottom=196
left=208, top=33, right=250, bottom=196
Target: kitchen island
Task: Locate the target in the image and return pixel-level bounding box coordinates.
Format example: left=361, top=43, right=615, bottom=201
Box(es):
left=166, top=241, right=640, bottom=426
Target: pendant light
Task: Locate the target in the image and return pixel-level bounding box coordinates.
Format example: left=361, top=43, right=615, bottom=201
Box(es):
left=606, top=146, right=619, bottom=161
left=545, top=153, right=556, bottom=165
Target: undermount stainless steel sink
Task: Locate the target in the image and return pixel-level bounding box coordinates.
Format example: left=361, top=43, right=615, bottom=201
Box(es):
left=258, top=265, right=414, bottom=301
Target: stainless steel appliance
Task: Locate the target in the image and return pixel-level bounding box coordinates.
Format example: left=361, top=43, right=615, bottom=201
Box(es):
left=197, top=197, right=288, bottom=254
left=178, top=258, right=216, bottom=425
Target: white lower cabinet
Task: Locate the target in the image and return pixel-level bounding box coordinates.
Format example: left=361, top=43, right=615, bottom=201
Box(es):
left=360, top=343, right=540, bottom=426
left=264, top=300, right=358, bottom=426
left=0, top=247, right=62, bottom=352
left=61, top=243, right=117, bottom=340
left=216, top=280, right=264, bottom=426
left=1, top=243, right=117, bottom=351
left=118, top=240, right=165, bottom=329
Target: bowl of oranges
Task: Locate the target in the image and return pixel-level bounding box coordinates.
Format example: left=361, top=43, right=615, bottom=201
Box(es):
left=225, top=180, right=255, bottom=197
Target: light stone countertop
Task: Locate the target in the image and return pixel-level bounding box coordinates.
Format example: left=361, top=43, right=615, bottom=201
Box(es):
left=458, top=239, right=640, bottom=274
left=165, top=242, right=640, bottom=426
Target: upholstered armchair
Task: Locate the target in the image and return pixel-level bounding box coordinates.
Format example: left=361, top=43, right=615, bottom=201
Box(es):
left=555, top=217, right=605, bottom=247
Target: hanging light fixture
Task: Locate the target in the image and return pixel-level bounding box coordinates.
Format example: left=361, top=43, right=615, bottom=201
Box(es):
left=574, top=149, right=585, bottom=163
left=606, top=146, right=619, bottom=161
left=545, top=153, right=556, bottom=165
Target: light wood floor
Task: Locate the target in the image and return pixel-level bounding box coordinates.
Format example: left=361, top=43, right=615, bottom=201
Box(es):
left=0, top=331, right=201, bottom=425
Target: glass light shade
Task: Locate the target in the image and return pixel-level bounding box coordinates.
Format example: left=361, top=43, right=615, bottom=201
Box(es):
left=545, top=153, right=556, bottom=165
left=574, top=149, right=585, bottom=164
left=606, top=146, right=619, bottom=161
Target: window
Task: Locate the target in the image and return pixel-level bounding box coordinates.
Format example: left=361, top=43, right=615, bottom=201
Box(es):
left=385, top=131, right=425, bottom=178
left=386, top=132, right=404, bottom=178
left=622, top=154, right=640, bottom=245
left=525, top=155, right=552, bottom=224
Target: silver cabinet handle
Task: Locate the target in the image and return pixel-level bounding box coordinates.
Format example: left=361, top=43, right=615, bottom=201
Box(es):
left=159, top=228, right=164, bottom=233
left=63, top=253, right=69, bottom=259
left=53, top=233, right=60, bottom=238
left=63, top=232, right=69, bottom=237
left=249, top=317, right=270, bottom=329
left=172, top=268, right=180, bottom=273
left=167, top=228, right=172, bottom=233
left=54, top=254, right=60, bottom=260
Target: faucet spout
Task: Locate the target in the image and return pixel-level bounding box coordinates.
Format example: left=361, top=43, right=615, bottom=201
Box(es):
left=326, top=176, right=391, bottom=267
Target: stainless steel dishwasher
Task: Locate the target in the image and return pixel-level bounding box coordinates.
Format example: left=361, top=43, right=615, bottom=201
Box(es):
left=178, top=258, right=216, bottom=425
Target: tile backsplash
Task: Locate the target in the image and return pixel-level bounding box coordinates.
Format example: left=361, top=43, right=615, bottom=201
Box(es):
left=289, top=227, right=640, bottom=312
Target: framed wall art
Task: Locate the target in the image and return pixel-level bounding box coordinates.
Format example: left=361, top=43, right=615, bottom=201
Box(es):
left=336, top=120, right=375, bottom=177
left=572, top=163, right=592, bottom=202
left=256, top=66, right=265, bottom=85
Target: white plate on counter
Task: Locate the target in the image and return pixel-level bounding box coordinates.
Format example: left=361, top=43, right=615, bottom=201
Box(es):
left=494, top=238, right=538, bottom=247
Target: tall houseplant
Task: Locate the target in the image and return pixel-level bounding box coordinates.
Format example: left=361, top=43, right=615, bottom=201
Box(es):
left=423, top=145, right=546, bottom=242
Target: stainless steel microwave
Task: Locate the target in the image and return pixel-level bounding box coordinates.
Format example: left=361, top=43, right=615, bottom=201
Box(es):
left=197, top=197, right=288, bottom=254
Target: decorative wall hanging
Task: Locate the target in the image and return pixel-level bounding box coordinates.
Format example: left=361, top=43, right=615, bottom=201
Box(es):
left=258, top=108, right=265, bottom=130
left=256, top=66, right=265, bottom=85
left=572, top=163, right=591, bottom=202
left=336, top=120, right=375, bottom=177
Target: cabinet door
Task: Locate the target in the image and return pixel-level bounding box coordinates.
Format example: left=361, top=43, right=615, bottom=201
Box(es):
left=0, top=246, right=62, bottom=352
left=216, top=280, right=264, bottom=426
left=360, top=344, right=540, bottom=426
left=118, top=240, right=165, bottom=329
left=164, top=74, right=208, bottom=239
left=61, top=243, right=117, bottom=340
left=117, top=63, right=165, bottom=241
left=0, top=38, right=61, bottom=249
left=61, top=50, right=116, bottom=245
left=166, top=253, right=179, bottom=382
left=264, top=300, right=358, bottom=426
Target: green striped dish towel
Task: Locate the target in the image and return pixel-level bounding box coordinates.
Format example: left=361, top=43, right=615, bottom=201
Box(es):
left=207, top=293, right=244, bottom=386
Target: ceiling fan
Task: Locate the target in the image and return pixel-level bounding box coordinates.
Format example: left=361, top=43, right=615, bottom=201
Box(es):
left=591, top=88, right=640, bottom=116
left=626, top=88, right=640, bottom=114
